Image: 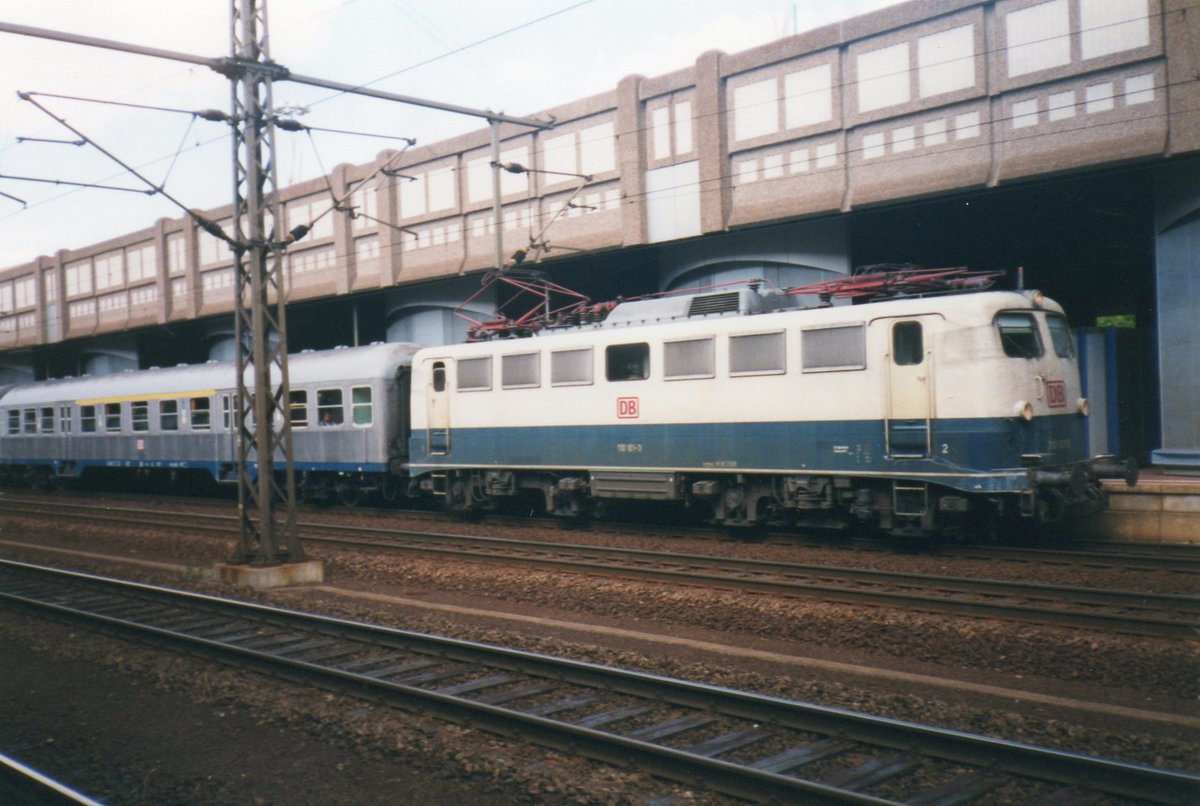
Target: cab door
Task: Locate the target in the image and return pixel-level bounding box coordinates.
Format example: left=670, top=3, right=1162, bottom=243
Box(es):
left=425, top=359, right=450, bottom=455
left=885, top=318, right=936, bottom=458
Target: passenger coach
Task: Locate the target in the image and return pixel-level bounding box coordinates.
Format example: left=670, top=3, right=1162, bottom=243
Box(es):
left=409, top=284, right=1132, bottom=537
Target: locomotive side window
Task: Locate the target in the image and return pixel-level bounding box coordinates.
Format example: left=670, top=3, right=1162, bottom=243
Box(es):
left=892, top=321, right=924, bottom=366
left=352, top=386, right=373, bottom=426
left=40, top=407, right=55, bottom=433
left=664, top=337, right=715, bottom=380
left=730, top=332, right=786, bottom=375
left=289, top=390, right=309, bottom=427
left=104, top=403, right=121, bottom=432
left=160, top=400, right=179, bottom=431
left=802, top=324, right=866, bottom=372
left=6, top=410, right=18, bottom=435
left=502, top=353, right=541, bottom=389
left=606, top=343, right=649, bottom=381
left=1046, top=314, right=1075, bottom=358
left=190, top=397, right=211, bottom=430
left=457, top=357, right=492, bottom=391
left=996, top=313, right=1043, bottom=358
left=317, top=388, right=344, bottom=425
left=131, top=401, right=149, bottom=432
left=80, top=406, right=97, bottom=433
left=551, top=348, right=593, bottom=386
left=24, top=409, right=37, bottom=434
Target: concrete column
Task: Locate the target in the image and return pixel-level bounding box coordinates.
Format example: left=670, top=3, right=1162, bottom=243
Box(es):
left=1154, top=159, right=1200, bottom=453
left=375, top=149, right=403, bottom=287
left=616, top=73, right=648, bottom=247
left=330, top=164, right=354, bottom=294
left=694, top=49, right=729, bottom=234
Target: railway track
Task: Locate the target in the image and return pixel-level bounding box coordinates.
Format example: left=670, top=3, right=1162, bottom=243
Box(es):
left=2, top=497, right=1197, bottom=638
left=2, top=558, right=1195, bottom=805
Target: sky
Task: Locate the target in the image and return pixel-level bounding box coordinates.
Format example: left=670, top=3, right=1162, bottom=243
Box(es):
left=0, top=0, right=900, bottom=270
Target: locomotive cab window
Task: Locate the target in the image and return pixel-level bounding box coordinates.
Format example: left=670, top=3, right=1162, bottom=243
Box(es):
left=432, top=362, right=446, bottom=392
left=317, top=388, right=344, bottom=425
left=1046, top=313, right=1075, bottom=358
left=160, top=400, right=179, bottom=431
left=892, top=321, right=924, bottom=366
left=996, top=313, right=1043, bottom=358
left=289, top=390, right=309, bottom=427
left=352, top=386, right=372, bottom=426
left=606, top=343, right=649, bottom=381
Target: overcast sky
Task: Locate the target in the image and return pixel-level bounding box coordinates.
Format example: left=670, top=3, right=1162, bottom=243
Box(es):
left=0, top=0, right=899, bottom=269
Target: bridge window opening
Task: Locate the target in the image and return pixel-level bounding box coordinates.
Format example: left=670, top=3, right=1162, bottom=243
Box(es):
left=131, top=401, right=149, bottom=432
left=160, top=400, right=179, bottom=431
left=352, top=386, right=373, bottom=426
left=551, top=348, right=593, bottom=386
left=6, top=410, right=18, bottom=435
left=457, top=357, right=492, bottom=391
left=606, top=343, right=650, bottom=381
left=289, top=390, right=309, bottom=427
left=189, top=398, right=211, bottom=430
left=730, top=331, right=785, bottom=375
left=502, top=353, right=541, bottom=389
left=997, top=312, right=1044, bottom=358
left=317, top=389, right=344, bottom=425
left=1046, top=313, right=1075, bottom=358
left=80, top=406, right=96, bottom=433
left=892, top=321, right=924, bottom=366
left=664, top=337, right=715, bottom=379
left=803, top=324, right=866, bottom=372
left=104, top=403, right=121, bottom=433
left=40, top=407, right=55, bottom=433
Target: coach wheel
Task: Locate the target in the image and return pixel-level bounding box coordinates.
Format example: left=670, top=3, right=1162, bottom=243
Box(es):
left=378, top=475, right=400, bottom=504
left=336, top=480, right=363, bottom=508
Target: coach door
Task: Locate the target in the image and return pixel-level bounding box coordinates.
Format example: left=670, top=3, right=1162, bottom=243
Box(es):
left=885, top=317, right=936, bottom=458
left=425, top=359, right=450, bottom=454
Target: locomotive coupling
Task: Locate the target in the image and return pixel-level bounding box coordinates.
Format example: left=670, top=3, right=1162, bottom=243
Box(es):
left=1087, top=456, right=1140, bottom=487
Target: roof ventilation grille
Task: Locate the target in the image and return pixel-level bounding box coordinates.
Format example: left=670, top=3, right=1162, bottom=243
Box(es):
left=687, top=291, right=741, bottom=317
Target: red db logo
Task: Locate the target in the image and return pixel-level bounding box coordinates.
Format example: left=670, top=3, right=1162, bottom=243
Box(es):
left=617, top=397, right=640, bottom=418
left=1045, top=380, right=1066, bottom=408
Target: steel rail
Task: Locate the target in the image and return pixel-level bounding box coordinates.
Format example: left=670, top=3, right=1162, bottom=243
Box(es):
left=1, top=498, right=1196, bottom=638
left=1, top=559, right=1195, bottom=805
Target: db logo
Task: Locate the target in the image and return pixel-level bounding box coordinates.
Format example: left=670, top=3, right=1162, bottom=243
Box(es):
left=1045, top=380, right=1067, bottom=408
left=617, top=397, right=640, bottom=419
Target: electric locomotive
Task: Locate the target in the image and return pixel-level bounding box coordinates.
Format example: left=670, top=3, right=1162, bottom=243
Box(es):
left=408, top=271, right=1136, bottom=538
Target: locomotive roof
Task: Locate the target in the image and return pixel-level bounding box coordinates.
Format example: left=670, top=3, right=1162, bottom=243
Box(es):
left=0, top=342, right=421, bottom=407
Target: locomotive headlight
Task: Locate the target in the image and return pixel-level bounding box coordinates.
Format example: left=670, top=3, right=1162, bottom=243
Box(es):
left=1076, top=398, right=1091, bottom=417
left=1014, top=400, right=1034, bottom=421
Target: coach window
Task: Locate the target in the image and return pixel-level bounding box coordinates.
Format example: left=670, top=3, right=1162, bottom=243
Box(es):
left=1045, top=313, right=1075, bottom=358
left=352, top=386, right=372, bottom=426
left=502, top=353, right=540, bottom=389
left=457, top=357, right=492, bottom=391
left=892, top=321, right=923, bottom=366
left=730, top=332, right=785, bottom=375
left=40, top=407, right=55, bottom=433
left=802, top=324, right=866, bottom=372
left=551, top=348, right=593, bottom=386
left=24, top=409, right=37, bottom=434
left=996, top=313, right=1043, bottom=359
left=606, top=343, right=649, bottom=381
left=80, top=405, right=97, bottom=433
left=664, top=337, right=715, bottom=380
left=104, top=403, right=122, bottom=432
left=59, top=406, right=72, bottom=433
left=132, top=401, right=150, bottom=432
left=6, top=410, right=18, bottom=435
left=190, top=397, right=211, bottom=430
left=160, top=400, right=179, bottom=431
left=317, top=388, right=344, bottom=425
left=289, top=390, right=309, bottom=427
